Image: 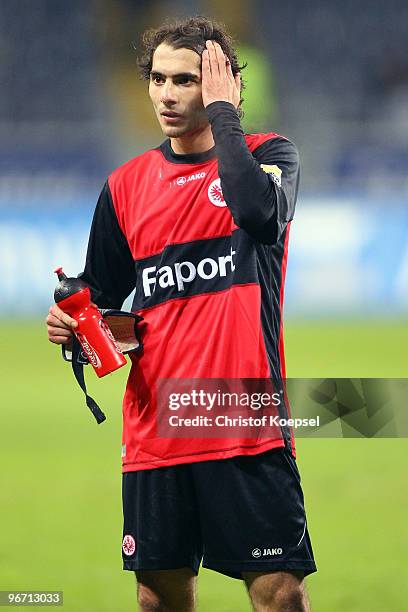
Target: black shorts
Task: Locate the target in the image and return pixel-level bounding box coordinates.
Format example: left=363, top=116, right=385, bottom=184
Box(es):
left=122, top=448, right=317, bottom=580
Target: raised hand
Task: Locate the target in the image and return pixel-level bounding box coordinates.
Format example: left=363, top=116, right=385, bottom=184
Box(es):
left=201, top=40, right=241, bottom=109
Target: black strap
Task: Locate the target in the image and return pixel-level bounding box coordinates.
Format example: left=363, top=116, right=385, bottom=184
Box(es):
left=71, top=337, right=106, bottom=424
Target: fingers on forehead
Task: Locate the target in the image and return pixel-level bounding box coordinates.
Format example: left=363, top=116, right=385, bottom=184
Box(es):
left=212, top=41, right=224, bottom=57
left=227, top=63, right=235, bottom=80
left=205, top=40, right=233, bottom=62
left=205, top=40, right=216, bottom=56
left=206, top=40, right=223, bottom=53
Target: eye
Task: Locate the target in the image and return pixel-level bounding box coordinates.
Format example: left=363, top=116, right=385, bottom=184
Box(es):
left=177, top=76, right=192, bottom=86
left=151, top=74, right=164, bottom=84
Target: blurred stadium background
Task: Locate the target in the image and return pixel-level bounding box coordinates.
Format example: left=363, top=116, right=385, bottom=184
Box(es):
left=1, top=1, right=407, bottom=610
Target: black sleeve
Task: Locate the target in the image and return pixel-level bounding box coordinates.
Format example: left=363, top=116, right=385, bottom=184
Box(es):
left=78, top=181, right=135, bottom=308
left=206, top=101, right=300, bottom=244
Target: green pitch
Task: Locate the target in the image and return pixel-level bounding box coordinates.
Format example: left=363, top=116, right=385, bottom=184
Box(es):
left=0, top=320, right=407, bottom=611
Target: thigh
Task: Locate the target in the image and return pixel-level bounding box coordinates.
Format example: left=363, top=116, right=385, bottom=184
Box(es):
left=136, top=568, right=197, bottom=612
left=192, top=448, right=317, bottom=579
left=122, top=465, right=203, bottom=574
left=243, top=570, right=310, bottom=612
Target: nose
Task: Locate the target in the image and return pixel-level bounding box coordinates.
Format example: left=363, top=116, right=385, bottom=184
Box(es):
left=160, top=80, right=177, bottom=105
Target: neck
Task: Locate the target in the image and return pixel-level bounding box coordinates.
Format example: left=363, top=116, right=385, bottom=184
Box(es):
left=170, top=125, right=214, bottom=155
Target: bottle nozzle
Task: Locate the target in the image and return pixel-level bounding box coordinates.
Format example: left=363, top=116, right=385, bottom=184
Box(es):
left=54, top=266, right=68, bottom=281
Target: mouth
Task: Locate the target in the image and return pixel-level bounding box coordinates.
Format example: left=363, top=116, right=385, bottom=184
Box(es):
left=160, top=111, right=183, bottom=124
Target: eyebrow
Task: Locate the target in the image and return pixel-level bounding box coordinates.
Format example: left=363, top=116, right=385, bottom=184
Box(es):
left=150, top=71, right=200, bottom=82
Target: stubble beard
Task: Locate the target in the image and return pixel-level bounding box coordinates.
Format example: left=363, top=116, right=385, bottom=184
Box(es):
left=159, top=107, right=209, bottom=139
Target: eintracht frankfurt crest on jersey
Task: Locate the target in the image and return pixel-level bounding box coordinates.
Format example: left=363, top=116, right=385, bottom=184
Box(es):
left=208, top=178, right=227, bottom=207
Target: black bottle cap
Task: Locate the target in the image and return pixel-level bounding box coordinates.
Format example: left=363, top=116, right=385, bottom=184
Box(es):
left=55, top=267, right=67, bottom=282
left=54, top=267, right=88, bottom=303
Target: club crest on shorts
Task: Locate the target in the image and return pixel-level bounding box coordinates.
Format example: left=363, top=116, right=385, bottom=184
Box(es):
left=122, top=534, right=136, bottom=556
left=208, top=178, right=226, bottom=207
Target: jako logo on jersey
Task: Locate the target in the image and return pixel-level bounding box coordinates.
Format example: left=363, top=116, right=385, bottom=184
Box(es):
left=142, top=248, right=236, bottom=297
left=176, top=172, right=206, bottom=186
left=122, top=535, right=136, bottom=556
left=208, top=178, right=226, bottom=207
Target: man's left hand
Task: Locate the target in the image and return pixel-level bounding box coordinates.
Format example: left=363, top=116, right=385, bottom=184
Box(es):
left=202, top=40, right=241, bottom=109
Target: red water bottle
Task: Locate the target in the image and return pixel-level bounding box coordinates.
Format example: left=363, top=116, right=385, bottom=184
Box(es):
left=54, top=267, right=126, bottom=377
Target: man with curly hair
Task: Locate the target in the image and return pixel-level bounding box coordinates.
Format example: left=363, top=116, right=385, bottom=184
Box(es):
left=46, top=16, right=316, bottom=612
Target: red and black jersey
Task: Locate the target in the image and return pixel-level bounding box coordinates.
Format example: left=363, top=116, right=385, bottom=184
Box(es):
left=80, top=102, right=300, bottom=471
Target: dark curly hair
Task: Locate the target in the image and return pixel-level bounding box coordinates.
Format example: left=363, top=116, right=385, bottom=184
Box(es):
left=137, top=16, right=246, bottom=113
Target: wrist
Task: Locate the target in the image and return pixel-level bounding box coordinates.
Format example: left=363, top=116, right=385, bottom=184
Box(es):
left=204, top=98, right=236, bottom=108
left=205, top=100, right=238, bottom=115
left=206, top=101, right=240, bottom=124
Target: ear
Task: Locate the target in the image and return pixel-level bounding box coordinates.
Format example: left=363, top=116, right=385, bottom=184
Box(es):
left=234, top=72, right=241, bottom=92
